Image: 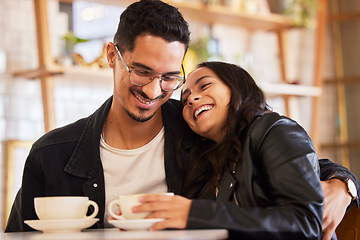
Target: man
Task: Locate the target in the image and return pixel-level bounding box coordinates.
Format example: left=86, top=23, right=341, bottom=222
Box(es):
left=5, top=1, right=358, bottom=239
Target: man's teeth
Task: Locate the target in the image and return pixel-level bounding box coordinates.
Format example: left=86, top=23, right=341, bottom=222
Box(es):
left=135, top=94, right=153, bottom=104
left=194, top=105, right=213, bottom=119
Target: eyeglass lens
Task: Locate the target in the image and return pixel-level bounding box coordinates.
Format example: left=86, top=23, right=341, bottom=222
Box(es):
left=129, top=68, right=183, bottom=91
left=115, top=44, right=184, bottom=91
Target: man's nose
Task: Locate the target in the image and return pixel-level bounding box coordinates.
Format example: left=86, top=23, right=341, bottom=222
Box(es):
left=141, top=77, right=163, bottom=100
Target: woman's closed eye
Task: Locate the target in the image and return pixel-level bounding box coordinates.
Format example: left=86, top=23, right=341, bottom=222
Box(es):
left=201, top=82, right=211, bottom=89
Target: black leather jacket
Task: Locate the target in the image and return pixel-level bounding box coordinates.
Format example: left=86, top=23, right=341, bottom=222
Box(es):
left=186, top=113, right=358, bottom=240
left=5, top=98, right=360, bottom=236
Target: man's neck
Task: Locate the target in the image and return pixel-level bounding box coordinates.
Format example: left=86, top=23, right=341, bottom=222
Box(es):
left=102, top=105, right=164, bottom=150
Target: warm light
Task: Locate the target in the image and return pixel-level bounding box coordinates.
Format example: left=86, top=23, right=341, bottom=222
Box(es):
left=81, top=5, right=109, bottom=21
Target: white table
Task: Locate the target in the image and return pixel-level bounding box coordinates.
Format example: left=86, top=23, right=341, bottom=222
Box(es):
left=1, top=228, right=228, bottom=240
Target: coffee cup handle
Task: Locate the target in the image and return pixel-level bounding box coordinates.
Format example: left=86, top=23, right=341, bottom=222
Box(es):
left=108, top=199, right=125, bottom=220
left=85, top=200, right=99, bottom=219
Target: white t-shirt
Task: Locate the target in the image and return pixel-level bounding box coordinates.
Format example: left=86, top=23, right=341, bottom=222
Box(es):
left=100, top=127, right=167, bottom=227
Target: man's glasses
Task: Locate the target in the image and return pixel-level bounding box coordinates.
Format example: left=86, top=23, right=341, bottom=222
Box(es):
left=114, top=44, right=185, bottom=92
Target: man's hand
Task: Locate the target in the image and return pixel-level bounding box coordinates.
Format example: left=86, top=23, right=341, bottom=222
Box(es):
left=321, top=179, right=352, bottom=240
left=133, top=194, right=192, bottom=231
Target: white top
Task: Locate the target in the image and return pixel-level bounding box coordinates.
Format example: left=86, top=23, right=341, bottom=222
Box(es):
left=100, top=127, right=168, bottom=227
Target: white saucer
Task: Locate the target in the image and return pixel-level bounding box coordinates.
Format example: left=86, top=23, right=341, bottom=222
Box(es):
left=108, top=218, right=164, bottom=231
left=24, top=218, right=99, bottom=233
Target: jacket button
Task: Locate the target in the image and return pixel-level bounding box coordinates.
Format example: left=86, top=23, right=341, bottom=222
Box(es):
left=229, top=183, right=233, bottom=188
left=93, top=183, right=98, bottom=188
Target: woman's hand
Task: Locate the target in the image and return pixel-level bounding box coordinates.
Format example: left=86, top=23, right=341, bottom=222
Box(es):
left=321, top=179, right=352, bottom=240
left=133, top=194, right=192, bottom=231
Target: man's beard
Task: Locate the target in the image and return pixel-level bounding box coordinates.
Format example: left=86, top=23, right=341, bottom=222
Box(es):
left=125, top=108, right=156, bottom=122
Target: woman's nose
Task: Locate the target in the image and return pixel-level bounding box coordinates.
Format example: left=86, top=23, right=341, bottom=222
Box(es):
left=188, top=95, right=200, bottom=105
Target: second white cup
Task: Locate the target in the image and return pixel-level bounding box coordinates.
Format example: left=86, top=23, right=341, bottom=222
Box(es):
left=108, top=193, right=174, bottom=220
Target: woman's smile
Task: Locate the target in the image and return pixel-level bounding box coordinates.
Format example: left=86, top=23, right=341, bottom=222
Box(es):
left=193, top=104, right=214, bottom=119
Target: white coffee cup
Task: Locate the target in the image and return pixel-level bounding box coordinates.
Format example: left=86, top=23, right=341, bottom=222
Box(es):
left=108, top=193, right=174, bottom=220
left=34, top=196, right=99, bottom=220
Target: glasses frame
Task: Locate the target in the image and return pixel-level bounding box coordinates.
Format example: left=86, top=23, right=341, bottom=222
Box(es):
left=114, top=44, right=185, bottom=92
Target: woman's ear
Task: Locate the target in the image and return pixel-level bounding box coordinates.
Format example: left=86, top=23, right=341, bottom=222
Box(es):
left=106, top=42, right=116, bottom=69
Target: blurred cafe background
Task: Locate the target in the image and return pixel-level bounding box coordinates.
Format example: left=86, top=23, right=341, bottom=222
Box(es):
left=0, top=0, right=359, bottom=230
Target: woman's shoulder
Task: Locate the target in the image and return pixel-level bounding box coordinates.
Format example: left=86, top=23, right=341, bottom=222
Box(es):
left=252, top=111, right=299, bottom=131
left=248, top=112, right=311, bottom=152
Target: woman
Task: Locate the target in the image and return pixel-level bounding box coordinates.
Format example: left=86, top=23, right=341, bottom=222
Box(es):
left=134, top=61, right=323, bottom=239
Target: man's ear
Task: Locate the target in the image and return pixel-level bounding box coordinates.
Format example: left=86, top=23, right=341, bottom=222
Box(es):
left=106, top=42, right=116, bottom=69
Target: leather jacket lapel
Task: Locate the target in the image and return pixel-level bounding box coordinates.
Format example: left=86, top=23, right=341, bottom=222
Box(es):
left=216, top=169, right=238, bottom=203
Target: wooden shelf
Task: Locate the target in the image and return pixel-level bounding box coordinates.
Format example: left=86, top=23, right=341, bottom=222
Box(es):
left=328, top=12, right=360, bottom=22
left=60, top=0, right=294, bottom=31
left=259, top=82, right=322, bottom=97
left=13, top=64, right=113, bottom=79
left=13, top=66, right=63, bottom=79
left=324, top=76, right=360, bottom=84
left=321, top=141, right=360, bottom=149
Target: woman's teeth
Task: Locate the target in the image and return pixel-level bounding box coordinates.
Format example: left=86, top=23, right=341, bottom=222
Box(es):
left=194, top=105, right=213, bottom=119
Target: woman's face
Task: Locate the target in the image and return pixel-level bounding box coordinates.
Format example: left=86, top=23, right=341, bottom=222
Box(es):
left=181, top=67, right=231, bottom=142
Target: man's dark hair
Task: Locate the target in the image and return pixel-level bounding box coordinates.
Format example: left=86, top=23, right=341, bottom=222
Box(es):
left=114, top=0, right=190, bottom=54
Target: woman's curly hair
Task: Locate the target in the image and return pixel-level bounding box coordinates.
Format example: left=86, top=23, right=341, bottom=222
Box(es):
left=179, top=61, right=270, bottom=198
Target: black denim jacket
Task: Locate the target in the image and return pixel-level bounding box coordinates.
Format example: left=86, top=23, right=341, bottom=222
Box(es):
left=5, top=96, right=188, bottom=232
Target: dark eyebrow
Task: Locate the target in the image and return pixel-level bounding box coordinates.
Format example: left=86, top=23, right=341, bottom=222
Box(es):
left=181, top=75, right=211, bottom=97
left=195, top=76, right=211, bottom=84
left=131, top=62, right=181, bottom=75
